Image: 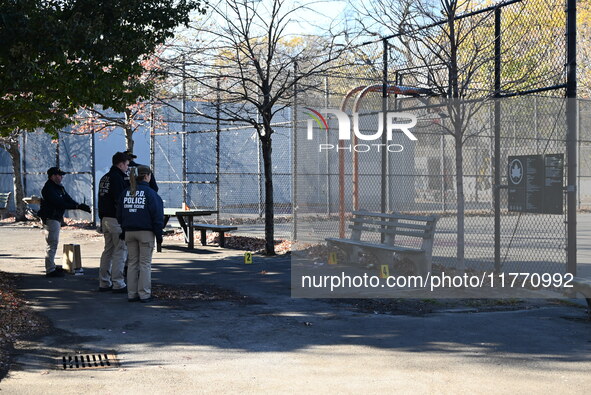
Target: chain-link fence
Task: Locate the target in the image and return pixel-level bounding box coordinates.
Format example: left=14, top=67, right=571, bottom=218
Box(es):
left=0, top=0, right=582, bottom=280
left=291, top=0, right=575, bottom=298
left=151, top=101, right=293, bottom=238
left=0, top=128, right=94, bottom=219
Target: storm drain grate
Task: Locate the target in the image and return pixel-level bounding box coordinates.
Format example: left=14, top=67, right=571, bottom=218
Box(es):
left=59, top=353, right=119, bottom=370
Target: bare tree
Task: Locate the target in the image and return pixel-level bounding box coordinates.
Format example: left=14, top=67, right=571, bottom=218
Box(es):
left=73, top=55, right=167, bottom=154
left=352, top=0, right=564, bottom=270
left=74, top=102, right=164, bottom=154
left=164, top=0, right=347, bottom=254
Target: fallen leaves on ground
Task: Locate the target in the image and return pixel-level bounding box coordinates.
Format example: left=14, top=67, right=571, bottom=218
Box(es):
left=151, top=283, right=254, bottom=304
left=0, top=216, right=40, bottom=226
left=61, top=218, right=96, bottom=230
left=215, top=216, right=292, bottom=225
left=167, top=231, right=291, bottom=254
left=329, top=297, right=543, bottom=316
left=0, top=216, right=95, bottom=230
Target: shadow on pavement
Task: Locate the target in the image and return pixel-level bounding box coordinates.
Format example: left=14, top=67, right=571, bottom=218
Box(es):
left=10, top=250, right=591, bottom=373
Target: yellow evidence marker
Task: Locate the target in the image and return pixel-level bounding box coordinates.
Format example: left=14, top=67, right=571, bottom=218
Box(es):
left=244, top=252, right=253, bottom=264
left=328, top=252, right=338, bottom=265
left=380, top=265, right=390, bottom=279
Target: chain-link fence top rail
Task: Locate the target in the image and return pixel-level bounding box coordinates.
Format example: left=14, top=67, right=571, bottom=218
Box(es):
left=293, top=0, right=569, bottom=277
left=0, top=0, right=570, bottom=252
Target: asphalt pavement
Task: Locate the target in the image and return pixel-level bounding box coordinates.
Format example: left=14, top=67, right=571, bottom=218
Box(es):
left=0, top=226, right=590, bottom=394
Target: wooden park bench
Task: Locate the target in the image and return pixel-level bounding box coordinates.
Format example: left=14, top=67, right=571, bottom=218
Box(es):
left=0, top=192, right=11, bottom=219
left=193, top=223, right=238, bottom=248
left=326, top=210, right=438, bottom=276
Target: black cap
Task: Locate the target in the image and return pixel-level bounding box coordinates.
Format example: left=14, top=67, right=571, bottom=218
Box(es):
left=123, top=150, right=137, bottom=159
left=112, top=151, right=131, bottom=165
left=47, top=167, right=66, bottom=177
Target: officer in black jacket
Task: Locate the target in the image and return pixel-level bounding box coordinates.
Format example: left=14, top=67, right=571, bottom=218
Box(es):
left=97, top=152, right=130, bottom=292
left=38, top=167, right=91, bottom=277
left=123, top=150, right=159, bottom=192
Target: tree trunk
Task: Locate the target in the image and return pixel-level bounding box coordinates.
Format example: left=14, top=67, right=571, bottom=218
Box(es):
left=447, top=6, right=463, bottom=272
left=261, top=135, right=275, bottom=255
left=7, top=139, right=26, bottom=221
left=454, top=135, right=465, bottom=272
left=125, top=126, right=134, bottom=153
left=124, top=108, right=134, bottom=152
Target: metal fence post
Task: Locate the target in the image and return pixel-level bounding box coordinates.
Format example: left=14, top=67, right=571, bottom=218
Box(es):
left=216, top=78, right=221, bottom=225
left=181, top=57, right=188, bottom=207
left=535, top=96, right=539, bottom=152
left=22, top=132, right=27, bottom=197
left=578, top=100, right=581, bottom=210
left=292, top=61, right=298, bottom=241
left=150, top=101, right=155, bottom=176
left=489, top=104, right=494, bottom=211
left=325, top=74, right=331, bottom=215
left=441, top=133, right=446, bottom=212
left=380, top=38, right=389, bottom=242
left=90, top=125, right=96, bottom=226
left=566, top=0, right=577, bottom=275
left=494, top=7, right=502, bottom=273
left=381, top=38, right=388, bottom=216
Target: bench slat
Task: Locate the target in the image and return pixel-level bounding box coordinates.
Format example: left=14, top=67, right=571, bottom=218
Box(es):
left=353, top=210, right=436, bottom=222
left=327, top=238, right=424, bottom=253
left=351, top=217, right=432, bottom=230
left=349, top=225, right=428, bottom=238
left=193, top=224, right=237, bottom=231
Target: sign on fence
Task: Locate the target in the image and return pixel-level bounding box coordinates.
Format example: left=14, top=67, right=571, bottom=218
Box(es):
left=508, top=154, right=564, bottom=214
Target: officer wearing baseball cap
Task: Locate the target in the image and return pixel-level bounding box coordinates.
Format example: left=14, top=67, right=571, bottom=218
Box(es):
left=123, top=150, right=159, bottom=192
left=47, top=167, right=66, bottom=177
left=97, top=152, right=130, bottom=292
left=38, top=167, right=91, bottom=277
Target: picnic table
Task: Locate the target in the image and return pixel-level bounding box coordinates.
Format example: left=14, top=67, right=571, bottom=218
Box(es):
left=163, top=208, right=218, bottom=249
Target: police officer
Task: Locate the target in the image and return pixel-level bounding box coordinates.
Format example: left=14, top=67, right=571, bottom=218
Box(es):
left=97, top=152, right=130, bottom=292
left=121, top=150, right=158, bottom=279
left=123, top=150, right=159, bottom=192
left=38, top=167, right=91, bottom=277
left=118, top=166, right=163, bottom=303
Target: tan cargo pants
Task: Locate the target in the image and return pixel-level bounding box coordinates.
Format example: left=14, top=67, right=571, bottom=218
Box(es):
left=99, top=217, right=127, bottom=289
left=125, top=230, right=155, bottom=300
